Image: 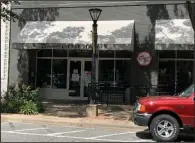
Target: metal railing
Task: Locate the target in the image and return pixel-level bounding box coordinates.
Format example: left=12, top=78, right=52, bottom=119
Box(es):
left=86, top=83, right=178, bottom=105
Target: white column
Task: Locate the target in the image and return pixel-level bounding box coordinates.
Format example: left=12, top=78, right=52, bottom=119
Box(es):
left=1, top=4, right=10, bottom=96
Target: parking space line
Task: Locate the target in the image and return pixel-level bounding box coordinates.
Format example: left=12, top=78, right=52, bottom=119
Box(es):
left=12, top=127, right=48, bottom=132
left=88, top=131, right=136, bottom=139
left=134, top=139, right=155, bottom=142
left=1, top=130, right=134, bottom=142
left=47, top=130, right=86, bottom=136
left=2, top=122, right=95, bottom=130
left=1, top=131, right=47, bottom=136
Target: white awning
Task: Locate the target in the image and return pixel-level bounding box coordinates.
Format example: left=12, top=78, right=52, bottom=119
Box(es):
left=155, top=19, right=194, bottom=50
left=13, top=20, right=134, bottom=50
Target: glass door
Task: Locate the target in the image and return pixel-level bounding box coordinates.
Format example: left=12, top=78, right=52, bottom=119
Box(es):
left=68, top=60, right=82, bottom=97
left=68, top=59, right=97, bottom=98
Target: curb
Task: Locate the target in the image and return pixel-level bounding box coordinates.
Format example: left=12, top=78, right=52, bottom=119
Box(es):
left=1, top=114, right=144, bottom=130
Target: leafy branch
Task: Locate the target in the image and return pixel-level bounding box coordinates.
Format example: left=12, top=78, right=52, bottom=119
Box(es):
left=1, top=1, right=20, bottom=22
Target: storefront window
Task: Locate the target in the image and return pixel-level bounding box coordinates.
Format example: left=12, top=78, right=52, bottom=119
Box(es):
left=69, top=50, right=92, bottom=57
left=177, top=61, right=193, bottom=93
left=158, top=50, right=176, bottom=58
left=177, top=51, right=193, bottom=59
left=115, top=50, right=132, bottom=58
left=99, top=60, right=130, bottom=85
left=37, top=49, right=52, bottom=57
left=53, top=49, right=67, bottom=57
left=99, top=50, right=114, bottom=58
left=36, top=59, right=51, bottom=88
left=158, top=50, right=193, bottom=95
left=158, top=61, right=175, bottom=94
left=115, top=60, right=130, bottom=84
left=99, top=60, right=114, bottom=83
left=52, top=59, right=67, bottom=88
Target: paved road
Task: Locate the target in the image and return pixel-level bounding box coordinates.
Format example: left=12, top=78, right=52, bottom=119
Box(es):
left=1, top=121, right=194, bottom=142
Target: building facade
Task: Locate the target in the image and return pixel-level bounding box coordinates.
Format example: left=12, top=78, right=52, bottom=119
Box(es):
left=7, top=1, right=194, bottom=103
left=1, top=4, right=10, bottom=95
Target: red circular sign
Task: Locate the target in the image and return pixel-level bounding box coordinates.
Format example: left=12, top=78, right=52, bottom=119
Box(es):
left=137, top=52, right=152, bottom=66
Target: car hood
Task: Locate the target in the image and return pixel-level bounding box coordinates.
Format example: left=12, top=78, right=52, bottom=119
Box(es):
left=138, top=95, right=183, bottom=104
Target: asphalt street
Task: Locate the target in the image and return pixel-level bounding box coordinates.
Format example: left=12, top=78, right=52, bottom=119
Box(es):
left=1, top=121, right=194, bottom=142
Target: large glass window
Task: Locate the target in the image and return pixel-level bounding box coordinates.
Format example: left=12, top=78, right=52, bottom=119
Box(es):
left=36, top=59, right=51, bottom=88
left=36, top=49, right=68, bottom=89
left=98, top=60, right=130, bottom=85
left=99, top=50, right=114, bottom=58
left=69, top=50, right=92, bottom=57
left=177, top=51, right=193, bottom=59
left=159, top=50, right=176, bottom=58
left=158, top=50, right=193, bottom=95
left=99, top=60, right=114, bottom=83
left=53, top=49, right=67, bottom=57
left=115, top=60, right=130, bottom=84
left=37, top=49, right=52, bottom=57
left=177, top=61, right=193, bottom=93
left=115, top=50, right=132, bottom=58
left=52, top=59, right=67, bottom=88
left=158, top=61, right=176, bottom=94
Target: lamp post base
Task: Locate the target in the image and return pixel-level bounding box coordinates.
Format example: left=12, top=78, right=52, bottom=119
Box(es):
left=86, top=104, right=98, bottom=117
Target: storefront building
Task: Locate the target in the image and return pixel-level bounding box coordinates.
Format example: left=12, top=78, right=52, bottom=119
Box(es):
left=8, top=1, right=194, bottom=103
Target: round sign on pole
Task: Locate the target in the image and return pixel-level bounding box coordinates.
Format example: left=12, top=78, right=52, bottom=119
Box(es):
left=137, top=51, right=152, bottom=66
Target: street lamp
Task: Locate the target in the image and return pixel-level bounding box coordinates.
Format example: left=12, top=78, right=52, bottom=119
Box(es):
left=89, top=8, right=102, bottom=104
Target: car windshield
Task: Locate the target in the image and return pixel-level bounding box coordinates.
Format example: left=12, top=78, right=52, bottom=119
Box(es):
left=180, top=84, right=194, bottom=97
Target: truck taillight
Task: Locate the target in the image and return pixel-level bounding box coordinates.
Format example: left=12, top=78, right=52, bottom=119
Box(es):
left=139, top=105, right=146, bottom=112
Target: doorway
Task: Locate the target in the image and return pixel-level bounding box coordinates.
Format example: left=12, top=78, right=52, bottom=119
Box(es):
left=68, top=59, right=98, bottom=99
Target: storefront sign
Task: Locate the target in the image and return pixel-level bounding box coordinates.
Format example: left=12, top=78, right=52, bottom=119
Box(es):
left=137, top=52, right=152, bottom=66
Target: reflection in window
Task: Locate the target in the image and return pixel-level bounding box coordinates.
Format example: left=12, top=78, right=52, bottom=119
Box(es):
left=99, top=50, right=114, bottom=58
left=37, top=50, right=52, bottom=57
left=158, top=61, right=193, bottom=95
left=99, top=60, right=130, bottom=85
left=158, top=50, right=176, bottom=58
left=177, top=51, right=193, bottom=59
left=36, top=59, right=51, bottom=88
left=158, top=61, right=175, bottom=94
left=177, top=61, right=193, bottom=93
left=115, top=50, right=132, bottom=58
left=115, top=60, right=130, bottom=84
left=69, top=50, right=91, bottom=57
left=53, top=49, right=67, bottom=57
left=99, top=60, right=114, bottom=83
left=159, top=50, right=194, bottom=59
left=52, top=59, right=67, bottom=88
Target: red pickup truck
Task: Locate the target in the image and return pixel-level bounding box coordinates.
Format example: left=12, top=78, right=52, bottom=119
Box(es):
left=133, top=84, right=194, bottom=142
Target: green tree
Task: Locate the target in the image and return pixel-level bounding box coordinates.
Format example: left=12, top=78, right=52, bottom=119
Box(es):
left=1, top=1, right=20, bottom=22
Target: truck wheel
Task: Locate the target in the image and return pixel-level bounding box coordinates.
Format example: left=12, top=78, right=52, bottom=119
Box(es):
left=150, top=114, right=180, bottom=142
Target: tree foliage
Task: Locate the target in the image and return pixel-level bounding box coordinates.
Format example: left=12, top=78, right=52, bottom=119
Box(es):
left=1, top=1, right=20, bottom=22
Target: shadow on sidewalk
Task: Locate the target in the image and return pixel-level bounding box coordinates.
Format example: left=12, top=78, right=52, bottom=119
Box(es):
left=42, top=99, right=133, bottom=120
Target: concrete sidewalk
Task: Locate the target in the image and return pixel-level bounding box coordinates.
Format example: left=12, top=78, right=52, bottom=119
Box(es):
left=1, top=113, right=144, bottom=129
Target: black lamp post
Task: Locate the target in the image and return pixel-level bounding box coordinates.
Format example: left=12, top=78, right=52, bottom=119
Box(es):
left=88, top=8, right=102, bottom=104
